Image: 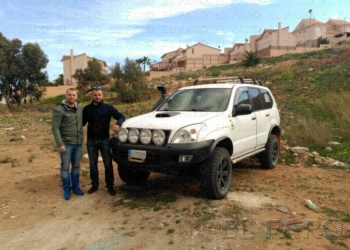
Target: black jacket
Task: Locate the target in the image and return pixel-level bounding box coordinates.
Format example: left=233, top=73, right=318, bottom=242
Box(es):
left=83, top=101, right=125, bottom=140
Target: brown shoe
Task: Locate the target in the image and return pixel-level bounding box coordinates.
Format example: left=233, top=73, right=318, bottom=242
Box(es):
left=87, top=186, right=98, bottom=194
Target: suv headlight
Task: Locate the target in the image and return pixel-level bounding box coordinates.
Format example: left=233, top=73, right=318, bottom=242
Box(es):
left=172, top=123, right=206, bottom=144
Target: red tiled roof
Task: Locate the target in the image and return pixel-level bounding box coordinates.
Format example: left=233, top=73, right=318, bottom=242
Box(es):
left=327, top=19, right=350, bottom=25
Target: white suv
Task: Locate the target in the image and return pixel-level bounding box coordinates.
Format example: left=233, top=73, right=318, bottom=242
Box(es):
left=111, top=77, right=282, bottom=199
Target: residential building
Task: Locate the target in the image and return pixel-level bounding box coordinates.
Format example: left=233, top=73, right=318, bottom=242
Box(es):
left=326, top=19, right=350, bottom=45
left=226, top=39, right=250, bottom=63
left=149, top=43, right=223, bottom=78
left=253, top=22, right=297, bottom=57
left=61, top=49, right=107, bottom=85
left=150, top=48, right=183, bottom=71
left=171, top=43, right=222, bottom=71
left=326, top=19, right=350, bottom=35
left=292, top=18, right=326, bottom=47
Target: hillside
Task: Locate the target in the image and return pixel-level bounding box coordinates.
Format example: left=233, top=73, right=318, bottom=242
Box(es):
left=1, top=44, right=350, bottom=250
left=144, top=43, right=350, bottom=164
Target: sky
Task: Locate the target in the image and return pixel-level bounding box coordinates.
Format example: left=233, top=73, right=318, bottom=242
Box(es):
left=1, top=0, right=349, bottom=81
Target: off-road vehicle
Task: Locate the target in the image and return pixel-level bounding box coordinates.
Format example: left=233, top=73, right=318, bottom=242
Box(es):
left=111, top=77, right=281, bottom=199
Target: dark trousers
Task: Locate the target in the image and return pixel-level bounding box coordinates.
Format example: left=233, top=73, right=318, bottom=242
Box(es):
left=87, top=138, right=114, bottom=189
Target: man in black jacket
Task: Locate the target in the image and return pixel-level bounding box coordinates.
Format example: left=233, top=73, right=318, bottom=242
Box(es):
left=83, top=86, right=126, bottom=196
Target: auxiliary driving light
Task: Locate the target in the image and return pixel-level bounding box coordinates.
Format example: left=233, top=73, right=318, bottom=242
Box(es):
left=179, top=155, right=193, bottom=163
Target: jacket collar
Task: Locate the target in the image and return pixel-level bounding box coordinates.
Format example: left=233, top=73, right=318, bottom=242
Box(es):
left=61, top=99, right=77, bottom=108
left=91, top=100, right=104, bottom=106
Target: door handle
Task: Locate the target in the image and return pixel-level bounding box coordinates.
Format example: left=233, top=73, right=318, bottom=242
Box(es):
left=251, top=117, right=256, bottom=120
left=266, top=114, right=270, bottom=117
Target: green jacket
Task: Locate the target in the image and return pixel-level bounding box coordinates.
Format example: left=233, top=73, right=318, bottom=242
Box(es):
left=52, top=100, right=84, bottom=147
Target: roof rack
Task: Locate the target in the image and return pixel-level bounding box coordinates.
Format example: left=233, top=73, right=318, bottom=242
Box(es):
left=193, top=76, right=263, bottom=86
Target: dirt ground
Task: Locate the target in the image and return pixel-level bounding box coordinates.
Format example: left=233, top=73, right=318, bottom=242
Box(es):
left=1, top=110, right=350, bottom=250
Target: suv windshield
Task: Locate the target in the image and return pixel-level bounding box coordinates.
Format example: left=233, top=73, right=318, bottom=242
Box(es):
left=158, top=88, right=232, bottom=112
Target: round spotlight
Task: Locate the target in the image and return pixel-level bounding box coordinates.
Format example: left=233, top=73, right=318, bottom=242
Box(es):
left=128, top=128, right=139, bottom=144
left=140, top=129, right=152, bottom=145
left=118, top=128, right=128, bottom=143
left=152, top=129, right=166, bottom=146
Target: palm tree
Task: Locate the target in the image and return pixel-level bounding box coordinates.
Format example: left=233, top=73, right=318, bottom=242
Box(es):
left=135, top=58, right=143, bottom=70
left=242, top=51, right=260, bottom=67
left=138, top=56, right=151, bottom=72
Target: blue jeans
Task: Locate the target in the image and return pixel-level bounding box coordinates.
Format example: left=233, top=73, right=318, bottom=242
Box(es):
left=87, top=138, right=114, bottom=188
left=59, top=144, right=82, bottom=190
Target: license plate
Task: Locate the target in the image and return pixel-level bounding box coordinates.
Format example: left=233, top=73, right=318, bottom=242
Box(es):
left=128, top=149, right=146, bottom=163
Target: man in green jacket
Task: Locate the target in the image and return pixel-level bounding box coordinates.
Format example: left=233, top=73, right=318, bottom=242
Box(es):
left=52, top=88, right=84, bottom=200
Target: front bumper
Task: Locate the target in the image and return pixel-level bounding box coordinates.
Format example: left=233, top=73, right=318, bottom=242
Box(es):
left=110, top=137, right=214, bottom=172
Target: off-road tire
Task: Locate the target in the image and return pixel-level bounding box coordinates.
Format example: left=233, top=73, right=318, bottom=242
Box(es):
left=118, top=163, right=151, bottom=185
left=199, top=147, right=232, bottom=200
left=259, top=134, right=279, bottom=169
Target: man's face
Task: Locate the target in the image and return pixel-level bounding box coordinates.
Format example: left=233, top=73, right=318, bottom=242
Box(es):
left=65, top=90, right=78, bottom=105
left=92, top=90, right=103, bottom=104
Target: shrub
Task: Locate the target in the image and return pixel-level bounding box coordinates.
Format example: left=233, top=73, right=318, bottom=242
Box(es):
left=111, top=58, right=148, bottom=103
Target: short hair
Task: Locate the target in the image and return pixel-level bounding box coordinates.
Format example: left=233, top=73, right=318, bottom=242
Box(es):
left=66, top=88, right=77, bottom=94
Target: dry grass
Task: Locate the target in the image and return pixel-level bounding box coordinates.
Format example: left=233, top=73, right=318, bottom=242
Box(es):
left=282, top=91, right=350, bottom=146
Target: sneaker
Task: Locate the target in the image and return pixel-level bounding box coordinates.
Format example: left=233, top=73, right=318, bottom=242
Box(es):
left=64, top=189, right=71, bottom=200
left=72, top=187, right=84, bottom=196
left=87, top=186, right=98, bottom=194
left=108, top=188, right=116, bottom=196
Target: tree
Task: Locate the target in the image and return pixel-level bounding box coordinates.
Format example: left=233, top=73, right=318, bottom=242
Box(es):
left=317, top=36, right=330, bottom=46
left=242, top=50, right=260, bottom=67
left=19, top=43, right=49, bottom=103
left=72, top=59, right=109, bottom=92
left=135, top=58, right=143, bottom=70
left=0, top=33, right=48, bottom=109
left=137, top=56, right=151, bottom=72
left=54, top=74, right=64, bottom=85
left=111, top=58, right=148, bottom=103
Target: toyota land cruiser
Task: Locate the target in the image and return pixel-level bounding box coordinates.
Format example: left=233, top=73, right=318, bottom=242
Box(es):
left=111, top=77, right=282, bottom=199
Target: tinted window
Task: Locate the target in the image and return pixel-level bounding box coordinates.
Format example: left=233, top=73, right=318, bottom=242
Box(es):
left=235, top=91, right=250, bottom=106
left=158, top=88, right=232, bottom=112
left=260, top=88, right=273, bottom=109
left=249, top=88, right=264, bottom=111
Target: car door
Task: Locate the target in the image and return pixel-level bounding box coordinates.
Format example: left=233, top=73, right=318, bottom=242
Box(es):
left=248, top=87, right=271, bottom=149
left=231, top=87, right=257, bottom=157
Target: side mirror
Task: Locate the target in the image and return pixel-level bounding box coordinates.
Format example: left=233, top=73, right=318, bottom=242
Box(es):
left=234, top=104, right=252, bottom=116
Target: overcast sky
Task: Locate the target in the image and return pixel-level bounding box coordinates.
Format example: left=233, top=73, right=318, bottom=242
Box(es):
left=1, top=0, right=349, bottom=81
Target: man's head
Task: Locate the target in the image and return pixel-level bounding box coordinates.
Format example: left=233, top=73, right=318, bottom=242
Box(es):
left=91, top=86, right=103, bottom=105
left=65, top=88, right=78, bottom=106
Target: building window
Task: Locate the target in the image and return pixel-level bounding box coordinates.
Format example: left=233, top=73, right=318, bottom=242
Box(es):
left=192, top=48, right=194, bottom=54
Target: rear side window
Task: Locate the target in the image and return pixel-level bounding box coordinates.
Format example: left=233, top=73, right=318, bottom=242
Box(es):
left=248, top=88, right=264, bottom=111
left=260, top=88, right=273, bottom=109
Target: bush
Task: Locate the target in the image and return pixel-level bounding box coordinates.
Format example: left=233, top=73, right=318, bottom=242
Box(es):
left=111, top=58, right=148, bottom=103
